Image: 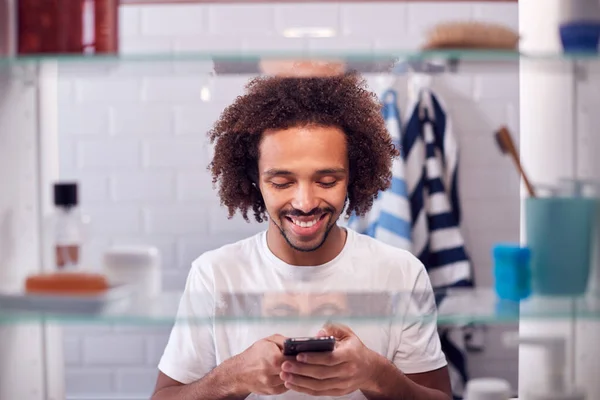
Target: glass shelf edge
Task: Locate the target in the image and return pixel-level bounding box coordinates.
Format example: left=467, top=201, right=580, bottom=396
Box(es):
left=1, top=50, right=597, bottom=77
left=2, top=313, right=600, bottom=326
left=1, top=287, right=599, bottom=326
left=1, top=49, right=599, bottom=64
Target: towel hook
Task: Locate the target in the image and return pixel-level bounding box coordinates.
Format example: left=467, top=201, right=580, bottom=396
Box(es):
left=406, top=62, right=431, bottom=104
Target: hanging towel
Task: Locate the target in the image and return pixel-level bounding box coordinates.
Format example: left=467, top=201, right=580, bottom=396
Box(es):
left=403, top=87, right=472, bottom=289
left=403, top=84, right=479, bottom=399
left=347, top=89, right=412, bottom=251
left=347, top=81, right=483, bottom=399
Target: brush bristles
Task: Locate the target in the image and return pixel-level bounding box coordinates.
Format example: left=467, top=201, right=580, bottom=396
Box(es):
left=494, top=128, right=511, bottom=154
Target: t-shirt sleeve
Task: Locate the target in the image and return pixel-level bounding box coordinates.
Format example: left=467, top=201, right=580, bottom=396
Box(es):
left=157, top=262, right=216, bottom=384
left=392, top=262, right=448, bottom=374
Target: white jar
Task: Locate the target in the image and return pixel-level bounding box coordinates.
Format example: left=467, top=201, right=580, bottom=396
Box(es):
left=103, top=245, right=161, bottom=301
left=464, top=378, right=512, bottom=400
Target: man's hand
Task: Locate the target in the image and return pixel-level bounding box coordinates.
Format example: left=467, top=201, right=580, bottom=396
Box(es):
left=232, top=334, right=291, bottom=396
left=279, top=323, right=383, bottom=397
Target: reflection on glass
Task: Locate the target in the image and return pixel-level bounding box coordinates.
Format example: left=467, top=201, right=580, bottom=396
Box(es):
left=214, top=291, right=399, bottom=321
left=262, top=292, right=349, bottom=317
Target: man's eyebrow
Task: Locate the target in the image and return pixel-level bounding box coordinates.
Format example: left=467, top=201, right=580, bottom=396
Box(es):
left=315, top=168, right=347, bottom=175
left=262, top=168, right=347, bottom=177
left=262, top=169, right=293, bottom=177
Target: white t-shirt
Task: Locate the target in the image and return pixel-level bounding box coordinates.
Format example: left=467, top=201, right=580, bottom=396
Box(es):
left=158, top=228, right=447, bottom=399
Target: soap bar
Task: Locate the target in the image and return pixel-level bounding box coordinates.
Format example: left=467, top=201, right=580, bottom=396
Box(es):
left=492, top=244, right=531, bottom=302
left=25, top=272, right=109, bottom=295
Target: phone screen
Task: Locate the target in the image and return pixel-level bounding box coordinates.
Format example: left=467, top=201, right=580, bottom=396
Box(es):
left=283, top=336, right=336, bottom=356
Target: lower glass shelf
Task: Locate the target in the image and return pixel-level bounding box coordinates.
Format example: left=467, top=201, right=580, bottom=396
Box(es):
left=0, top=287, right=598, bottom=326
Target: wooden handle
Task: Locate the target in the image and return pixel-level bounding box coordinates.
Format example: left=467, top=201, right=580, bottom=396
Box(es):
left=497, top=126, right=536, bottom=198
left=512, top=154, right=536, bottom=197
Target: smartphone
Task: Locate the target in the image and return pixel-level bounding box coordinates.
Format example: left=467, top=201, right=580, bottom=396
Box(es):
left=283, top=336, right=336, bottom=356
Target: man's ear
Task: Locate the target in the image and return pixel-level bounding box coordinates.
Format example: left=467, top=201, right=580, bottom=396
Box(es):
left=343, top=192, right=350, bottom=212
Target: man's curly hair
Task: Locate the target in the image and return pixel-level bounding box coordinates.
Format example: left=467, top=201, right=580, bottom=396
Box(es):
left=207, top=71, right=400, bottom=223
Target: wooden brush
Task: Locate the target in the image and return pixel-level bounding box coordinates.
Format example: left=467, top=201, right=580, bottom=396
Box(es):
left=494, top=126, right=537, bottom=197
left=422, top=21, right=520, bottom=50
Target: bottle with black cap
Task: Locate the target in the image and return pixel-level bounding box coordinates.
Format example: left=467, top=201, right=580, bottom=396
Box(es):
left=54, top=182, right=83, bottom=270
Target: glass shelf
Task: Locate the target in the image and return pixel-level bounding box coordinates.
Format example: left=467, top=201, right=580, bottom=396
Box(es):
left=1, top=49, right=600, bottom=75
left=1, top=287, right=598, bottom=326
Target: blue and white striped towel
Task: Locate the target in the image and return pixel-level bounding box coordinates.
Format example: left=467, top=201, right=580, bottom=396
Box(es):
left=347, top=89, right=412, bottom=251
left=403, top=87, right=473, bottom=289
left=347, top=83, right=482, bottom=399
left=403, top=85, right=478, bottom=399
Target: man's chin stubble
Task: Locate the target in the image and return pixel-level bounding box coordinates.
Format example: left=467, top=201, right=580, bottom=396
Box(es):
left=280, top=223, right=336, bottom=253
left=267, top=212, right=339, bottom=253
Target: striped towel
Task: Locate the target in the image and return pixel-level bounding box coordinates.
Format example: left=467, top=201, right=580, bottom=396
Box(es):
left=347, top=83, right=483, bottom=399
left=403, top=84, right=478, bottom=399
left=346, top=89, right=412, bottom=251
left=403, top=86, right=473, bottom=289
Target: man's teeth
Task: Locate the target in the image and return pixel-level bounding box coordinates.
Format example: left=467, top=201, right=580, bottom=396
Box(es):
left=291, top=217, right=319, bottom=228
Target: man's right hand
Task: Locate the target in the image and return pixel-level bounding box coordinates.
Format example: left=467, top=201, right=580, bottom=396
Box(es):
left=231, top=334, right=290, bottom=396
left=151, top=334, right=290, bottom=400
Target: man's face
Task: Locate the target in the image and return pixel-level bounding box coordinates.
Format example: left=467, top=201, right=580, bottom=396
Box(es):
left=258, top=125, right=349, bottom=253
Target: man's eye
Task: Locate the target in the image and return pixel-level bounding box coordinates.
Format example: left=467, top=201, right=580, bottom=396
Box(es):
left=270, top=181, right=292, bottom=189
left=319, top=181, right=337, bottom=188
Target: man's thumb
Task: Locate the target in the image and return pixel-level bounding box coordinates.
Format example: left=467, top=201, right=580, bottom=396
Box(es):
left=320, top=322, right=353, bottom=339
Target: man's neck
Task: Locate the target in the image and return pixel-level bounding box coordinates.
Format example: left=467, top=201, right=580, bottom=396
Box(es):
left=266, top=224, right=347, bottom=267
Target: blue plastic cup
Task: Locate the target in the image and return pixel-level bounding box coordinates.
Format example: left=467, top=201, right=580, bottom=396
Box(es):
left=493, top=244, right=531, bottom=301
left=525, top=197, right=598, bottom=296
left=559, top=21, right=600, bottom=52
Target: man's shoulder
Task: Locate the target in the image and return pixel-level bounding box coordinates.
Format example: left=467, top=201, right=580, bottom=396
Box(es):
left=190, top=231, right=264, bottom=273
left=348, top=229, right=426, bottom=276
left=350, top=229, right=421, bottom=264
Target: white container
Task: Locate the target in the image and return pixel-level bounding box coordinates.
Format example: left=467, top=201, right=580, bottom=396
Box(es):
left=103, top=245, right=161, bottom=302
left=464, top=378, right=511, bottom=400
left=504, top=333, right=587, bottom=400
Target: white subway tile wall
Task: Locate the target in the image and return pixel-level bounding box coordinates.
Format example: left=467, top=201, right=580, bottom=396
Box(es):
left=58, top=2, right=520, bottom=398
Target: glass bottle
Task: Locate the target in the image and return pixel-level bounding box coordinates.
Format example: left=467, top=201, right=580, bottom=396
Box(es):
left=53, top=182, right=84, bottom=270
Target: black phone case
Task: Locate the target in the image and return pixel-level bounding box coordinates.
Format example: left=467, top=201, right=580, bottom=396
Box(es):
left=283, top=336, right=336, bottom=356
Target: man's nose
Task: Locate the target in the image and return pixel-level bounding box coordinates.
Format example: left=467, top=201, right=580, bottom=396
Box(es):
left=290, top=183, right=319, bottom=213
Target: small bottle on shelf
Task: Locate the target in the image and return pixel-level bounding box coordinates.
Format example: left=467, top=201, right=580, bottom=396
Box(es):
left=53, top=182, right=84, bottom=271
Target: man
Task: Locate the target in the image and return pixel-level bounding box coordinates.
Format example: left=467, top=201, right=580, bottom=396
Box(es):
left=152, top=72, right=452, bottom=400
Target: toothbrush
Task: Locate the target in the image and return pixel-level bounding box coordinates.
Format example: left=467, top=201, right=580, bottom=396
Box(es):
left=494, top=126, right=537, bottom=198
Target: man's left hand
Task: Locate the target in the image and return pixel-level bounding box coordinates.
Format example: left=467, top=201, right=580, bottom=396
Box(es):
left=279, top=323, right=384, bottom=397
